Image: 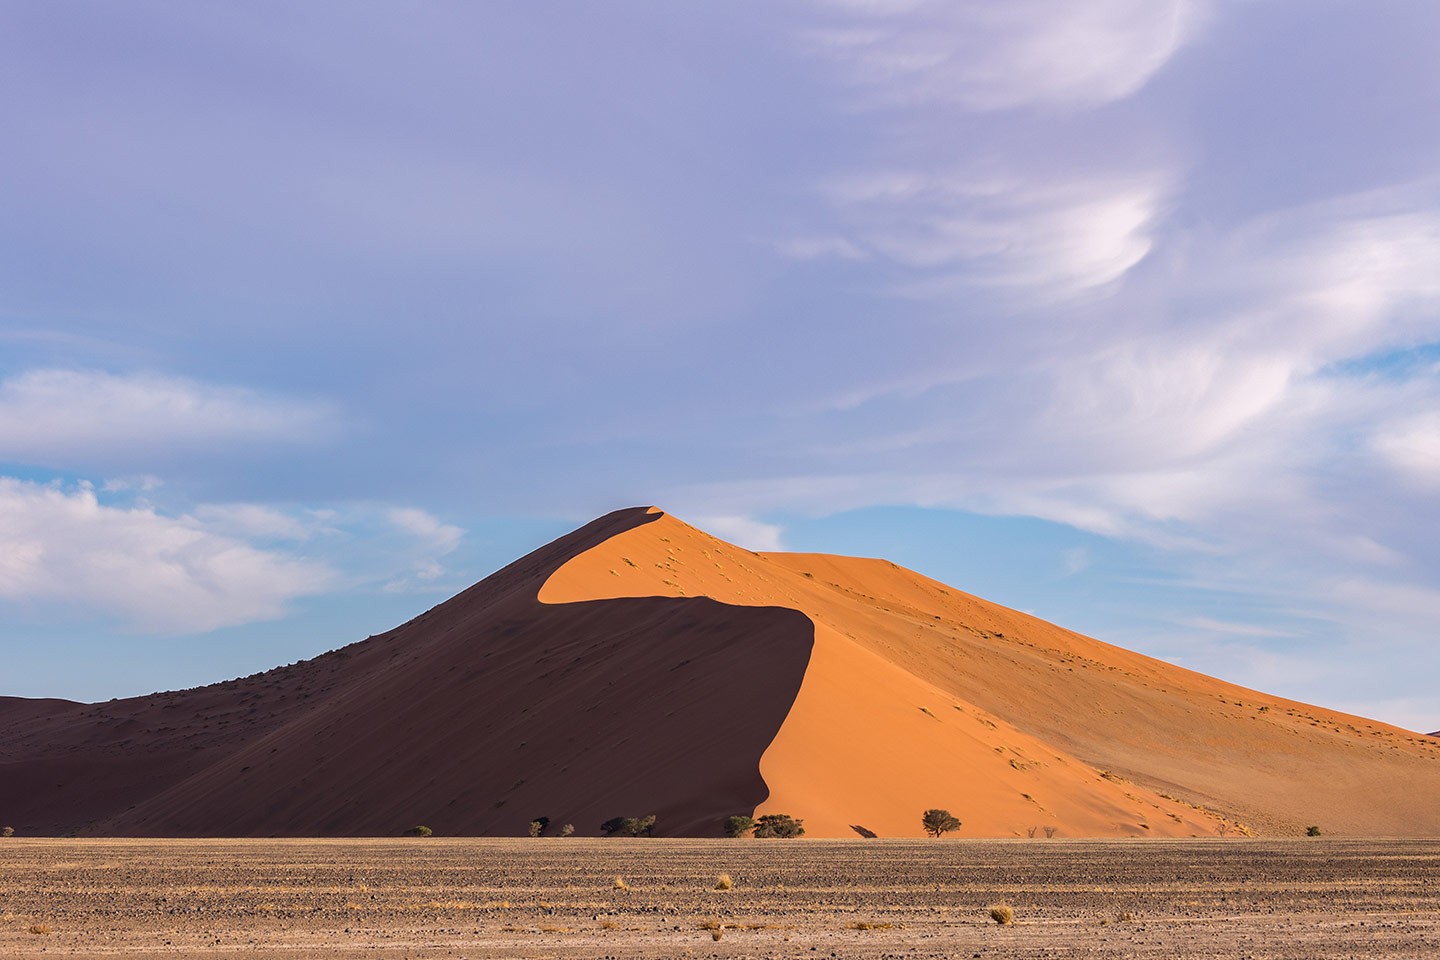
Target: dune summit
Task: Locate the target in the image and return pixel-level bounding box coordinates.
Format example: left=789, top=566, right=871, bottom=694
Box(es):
left=3, top=506, right=1439, bottom=838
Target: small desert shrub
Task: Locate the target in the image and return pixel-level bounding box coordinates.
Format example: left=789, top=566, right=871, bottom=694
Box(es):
left=723, top=814, right=756, bottom=838
left=1, top=825, right=14, bottom=837
left=560, top=823, right=575, bottom=837
left=714, top=873, right=733, bottom=891
left=602, top=814, right=657, bottom=837
left=612, top=875, right=630, bottom=891
left=405, top=825, right=433, bottom=837
left=29, top=924, right=53, bottom=935
left=847, top=921, right=893, bottom=930
left=989, top=904, right=1015, bottom=925
left=1044, top=826, right=1057, bottom=838
left=753, top=813, right=805, bottom=838
left=921, top=808, right=961, bottom=837
left=528, top=817, right=549, bottom=837
left=1306, top=825, right=1323, bottom=837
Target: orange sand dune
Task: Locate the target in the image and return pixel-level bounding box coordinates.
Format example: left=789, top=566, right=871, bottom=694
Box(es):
left=3, top=506, right=1438, bottom=838
left=541, top=511, right=1440, bottom=838
left=0, top=509, right=811, bottom=837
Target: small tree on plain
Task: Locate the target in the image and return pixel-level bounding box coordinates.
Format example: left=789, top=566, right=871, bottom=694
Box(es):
left=1, top=826, right=13, bottom=838
left=1306, top=825, right=1322, bottom=837
left=405, top=825, right=433, bottom=837
left=753, top=813, right=804, bottom=838
left=528, top=817, right=549, bottom=837
left=600, top=817, right=627, bottom=836
left=724, top=815, right=756, bottom=838
left=559, top=823, right=575, bottom=837
left=921, top=808, right=961, bottom=838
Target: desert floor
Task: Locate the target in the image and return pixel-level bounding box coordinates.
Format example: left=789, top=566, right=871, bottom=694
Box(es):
left=2, top=837, right=1437, bottom=958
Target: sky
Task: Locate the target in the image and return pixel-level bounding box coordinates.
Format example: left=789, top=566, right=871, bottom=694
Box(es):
left=2, top=1, right=1438, bottom=732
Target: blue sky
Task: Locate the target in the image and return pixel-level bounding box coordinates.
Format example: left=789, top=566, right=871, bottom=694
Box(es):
left=2, top=1, right=1438, bottom=731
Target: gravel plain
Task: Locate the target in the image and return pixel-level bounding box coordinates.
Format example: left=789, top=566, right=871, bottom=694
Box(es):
left=2, top=837, right=1438, bottom=958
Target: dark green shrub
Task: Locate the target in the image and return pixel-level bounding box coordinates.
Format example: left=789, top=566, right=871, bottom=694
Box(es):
left=529, top=816, right=550, bottom=837
left=723, top=815, right=756, bottom=838
left=753, top=813, right=804, bottom=838
left=1306, top=825, right=1322, bottom=837
left=921, top=808, right=961, bottom=838
left=405, top=825, right=433, bottom=837
left=603, top=814, right=658, bottom=836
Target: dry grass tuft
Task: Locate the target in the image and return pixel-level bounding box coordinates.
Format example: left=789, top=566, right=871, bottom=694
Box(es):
left=847, top=921, right=893, bottom=930
left=714, top=873, right=734, bottom=891
left=989, top=903, right=1015, bottom=925
left=599, top=920, right=619, bottom=930
left=29, top=923, right=53, bottom=935
left=611, top=875, right=630, bottom=891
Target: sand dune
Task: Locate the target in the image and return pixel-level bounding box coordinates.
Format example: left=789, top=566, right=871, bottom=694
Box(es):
left=3, top=506, right=1438, bottom=838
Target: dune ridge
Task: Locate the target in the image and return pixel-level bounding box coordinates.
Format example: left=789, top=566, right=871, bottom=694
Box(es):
left=3, top=506, right=1438, bottom=838
left=0, top=508, right=811, bottom=837
left=541, top=511, right=1440, bottom=838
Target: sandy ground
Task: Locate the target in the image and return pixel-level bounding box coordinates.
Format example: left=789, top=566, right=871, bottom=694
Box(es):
left=3, top=838, right=1438, bottom=959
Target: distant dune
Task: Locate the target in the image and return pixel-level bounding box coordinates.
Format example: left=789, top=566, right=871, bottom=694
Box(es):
left=3, top=506, right=1438, bottom=838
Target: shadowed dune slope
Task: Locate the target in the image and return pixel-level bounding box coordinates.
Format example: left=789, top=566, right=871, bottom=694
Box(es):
left=0, top=507, right=813, bottom=837
left=4, top=506, right=1438, bottom=838
left=540, top=512, right=1440, bottom=838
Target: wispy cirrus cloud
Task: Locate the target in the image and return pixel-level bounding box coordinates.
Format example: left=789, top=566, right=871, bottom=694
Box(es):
left=796, top=171, right=1169, bottom=299
left=809, top=0, right=1207, bottom=111
left=0, top=368, right=340, bottom=467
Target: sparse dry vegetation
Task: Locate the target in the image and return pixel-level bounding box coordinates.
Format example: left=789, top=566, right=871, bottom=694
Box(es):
left=1, top=837, right=1436, bottom=958
left=713, top=873, right=733, bottom=890
left=753, top=813, right=804, bottom=837
left=989, top=903, right=1015, bottom=925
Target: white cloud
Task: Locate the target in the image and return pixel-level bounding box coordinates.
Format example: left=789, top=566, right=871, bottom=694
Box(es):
left=1173, top=616, right=1295, bottom=639
left=0, top=478, right=480, bottom=630
left=388, top=507, right=464, bottom=555
left=690, top=515, right=786, bottom=553
left=189, top=503, right=327, bottom=541
left=0, top=368, right=339, bottom=465
left=815, top=174, right=1167, bottom=298
left=811, top=0, right=1205, bottom=111
left=381, top=507, right=465, bottom=593
left=0, top=478, right=334, bottom=633
left=1374, top=412, right=1440, bottom=487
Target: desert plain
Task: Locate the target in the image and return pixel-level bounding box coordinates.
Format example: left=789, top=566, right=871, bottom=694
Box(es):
left=3, top=836, right=1439, bottom=959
